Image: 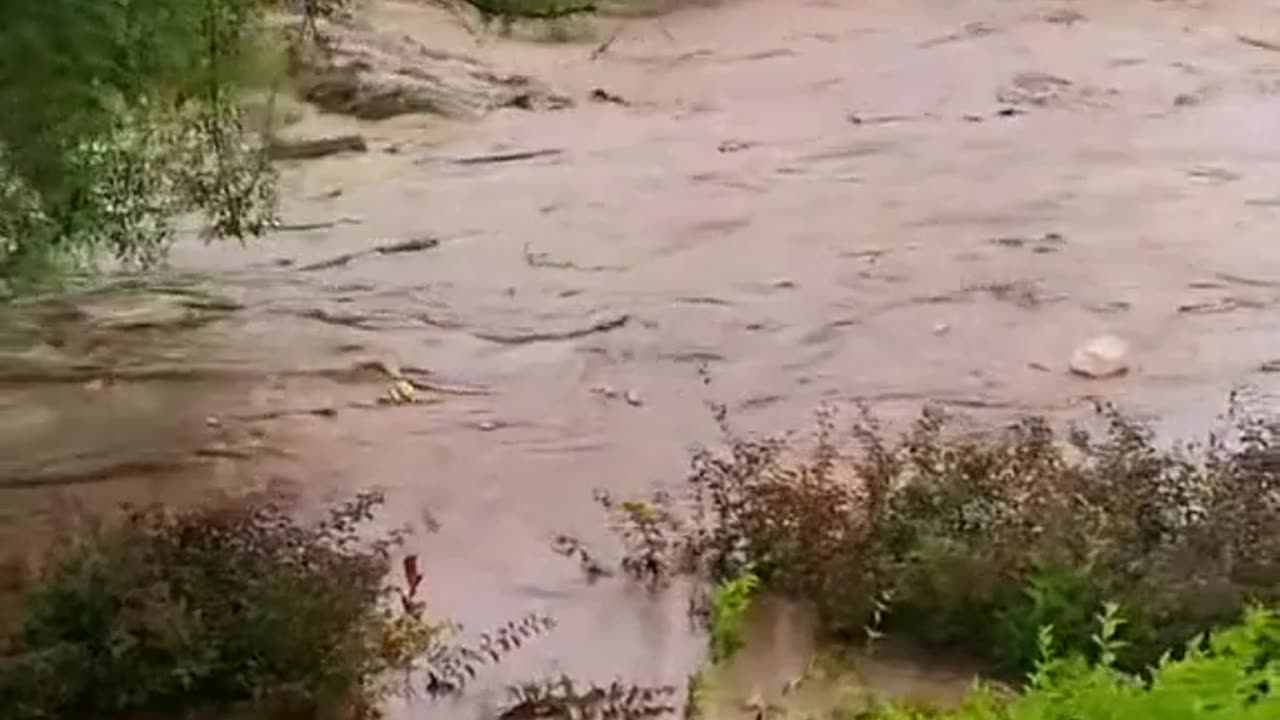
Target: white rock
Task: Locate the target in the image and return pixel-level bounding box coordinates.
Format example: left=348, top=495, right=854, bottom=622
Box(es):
left=1069, top=335, right=1131, bottom=378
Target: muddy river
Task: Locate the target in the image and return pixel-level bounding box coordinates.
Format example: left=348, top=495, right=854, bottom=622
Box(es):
left=5, top=0, right=1280, bottom=715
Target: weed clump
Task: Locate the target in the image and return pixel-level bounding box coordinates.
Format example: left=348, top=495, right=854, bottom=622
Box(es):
left=577, top=399, right=1280, bottom=674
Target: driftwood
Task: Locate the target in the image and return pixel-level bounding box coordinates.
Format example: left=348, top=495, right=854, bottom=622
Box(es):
left=451, top=148, right=564, bottom=166
left=297, top=237, right=441, bottom=272
left=1238, top=33, right=1280, bottom=52
left=1216, top=272, right=1280, bottom=289
left=522, top=242, right=624, bottom=272
left=267, top=133, right=368, bottom=160
left=470, top=312, right=630, bottom=345
left=272, top=216, right=363, bottom=232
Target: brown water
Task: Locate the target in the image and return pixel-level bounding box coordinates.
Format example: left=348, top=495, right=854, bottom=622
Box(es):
left=6, top=0, right=1280, bottom=714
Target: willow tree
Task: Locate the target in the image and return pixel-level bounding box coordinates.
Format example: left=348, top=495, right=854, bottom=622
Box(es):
left=0, top=0, right=285, bottom=295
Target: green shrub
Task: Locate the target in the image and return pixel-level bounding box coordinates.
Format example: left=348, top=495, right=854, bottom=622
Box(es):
left=582, top=399, right=1280, bottom=674
left=0, top=491, right=553, bottom=720
left=860, top=605, right=1280, bottom=720
left=0, top=492, right=412, bottom=719
left=994, top=559, right=1105, bottom=674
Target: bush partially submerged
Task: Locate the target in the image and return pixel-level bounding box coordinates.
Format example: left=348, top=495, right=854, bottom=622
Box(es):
left=579, top=399, right=1280, bottom=674
left=0, top=491, right=552, bottom=720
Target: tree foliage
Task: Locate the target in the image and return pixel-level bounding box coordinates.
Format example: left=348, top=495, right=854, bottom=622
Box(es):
left=0, top=0, right=281, bottom=295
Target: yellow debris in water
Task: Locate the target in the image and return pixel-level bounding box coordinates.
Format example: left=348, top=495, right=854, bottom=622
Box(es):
left=387, top=380, right=417, bottom=404
left=620, top=500, right=657, bottom=522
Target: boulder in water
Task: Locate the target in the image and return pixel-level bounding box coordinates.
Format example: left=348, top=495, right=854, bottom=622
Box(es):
left=290, top=22, right=571, bottom=120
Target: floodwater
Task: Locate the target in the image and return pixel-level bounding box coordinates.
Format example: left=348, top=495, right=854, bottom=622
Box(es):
left=5, top=0, right=1280, bottom=715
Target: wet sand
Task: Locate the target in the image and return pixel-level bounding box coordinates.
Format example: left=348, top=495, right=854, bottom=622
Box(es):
left=6, top=0, right=1280, bottom=714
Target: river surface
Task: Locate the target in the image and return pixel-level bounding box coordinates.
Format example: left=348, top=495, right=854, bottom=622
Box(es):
left=5, top=0, right=1280, bottom=716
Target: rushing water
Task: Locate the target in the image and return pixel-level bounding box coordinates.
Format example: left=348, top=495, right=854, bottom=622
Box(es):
left=5, top=0, right=1280, bottom=715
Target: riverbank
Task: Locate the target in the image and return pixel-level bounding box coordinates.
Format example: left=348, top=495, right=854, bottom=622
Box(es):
left=3, top=397, right=1276, bottom=718
left=4, top=0, right=1280, bottom=717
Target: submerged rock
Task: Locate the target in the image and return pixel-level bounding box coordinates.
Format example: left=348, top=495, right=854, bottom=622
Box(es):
left=290, top=22, right=571, bottom=120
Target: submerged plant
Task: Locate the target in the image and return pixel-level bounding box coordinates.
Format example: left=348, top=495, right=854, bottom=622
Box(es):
left=502, top=676, right=677, bottom=720
left=421, top=613, right=557, bottom=698
left=593, top=489, right=693, bottom=591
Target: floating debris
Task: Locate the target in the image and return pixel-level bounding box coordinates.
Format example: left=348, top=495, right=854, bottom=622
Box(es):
left=1069, top=335, right=1131, bottom=379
